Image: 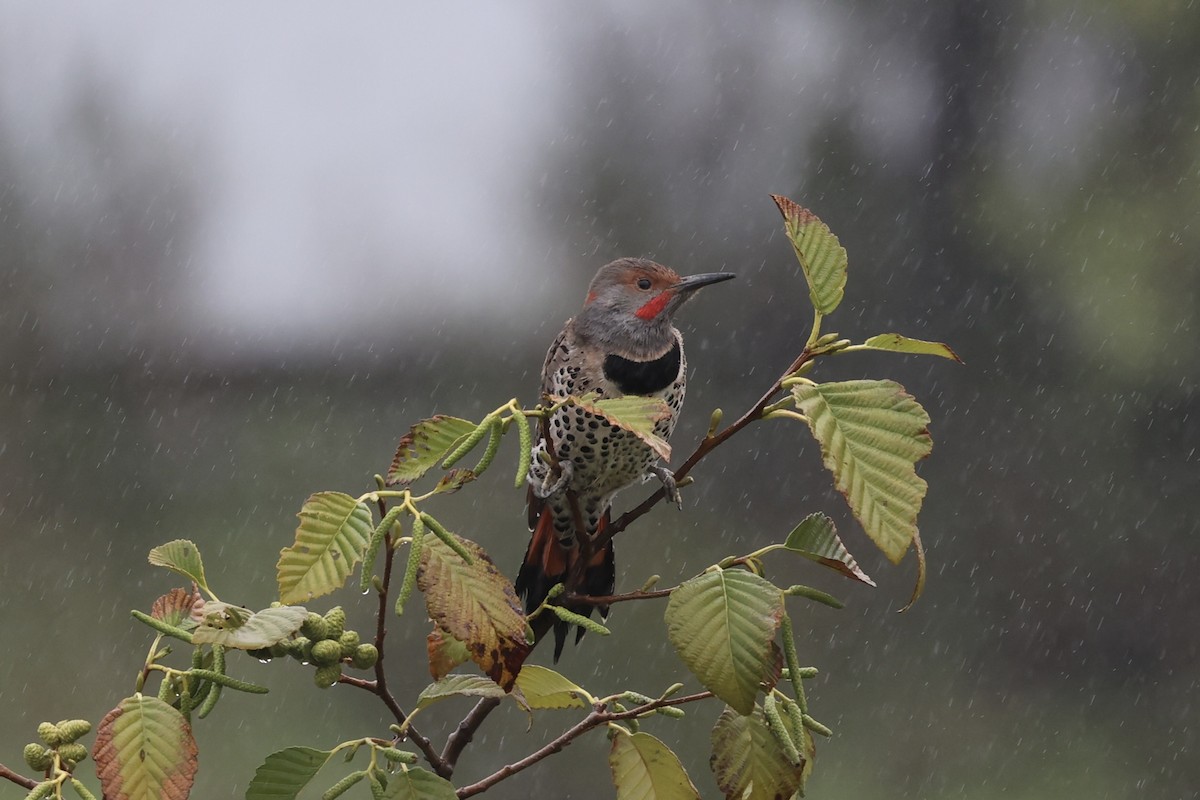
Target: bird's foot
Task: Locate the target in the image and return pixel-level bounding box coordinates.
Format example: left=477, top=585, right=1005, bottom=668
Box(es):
left=532, top=457, right=573, bottom=499
left=646, top=464, right=683, bottom=510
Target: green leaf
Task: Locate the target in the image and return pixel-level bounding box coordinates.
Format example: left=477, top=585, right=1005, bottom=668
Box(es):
left=665, top=570, right=784, bottom=715
left=245, top=746, right=333, bottom=800
left=192, top=605, right=307, bottom=650
left=148, top=540, right=210, bottom=596
left=386, top=416, right=477, bottom=486
left=415, top=674, right=507, bottom=711
left=418, top=532, right=531, bottom=690
left=572, top=394, right=672, bottom=461
left=791, top=380, right=932, bottom=563
left=859, top=333, right=962, bottom=363
left=513, top=665, right=589, bottom=710
left=92, top=695, right=199, bottom=800
left=277, top=492, right=374, bottom=604
left=771, top=194, right=847, bottom=315
left=380, top=767, right=458, bottom=800
left=609, top=731, right=701, bottom=800
left=710, top=704, right=808, bottom=800
left=783, top=513, right=875, bottom=587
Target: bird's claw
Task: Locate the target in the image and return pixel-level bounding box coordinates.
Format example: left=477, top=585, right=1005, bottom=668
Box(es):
left=533, top=458, right=573, bottom=499
left=646, top=465, right=683, bottom=510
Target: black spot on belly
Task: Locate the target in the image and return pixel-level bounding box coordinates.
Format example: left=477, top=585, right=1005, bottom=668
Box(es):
left=603, top=341, right=681, bottom=396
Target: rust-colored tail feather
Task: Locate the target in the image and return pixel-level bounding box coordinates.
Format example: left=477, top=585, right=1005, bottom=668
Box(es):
left=516, top=506, right=615, bottom=661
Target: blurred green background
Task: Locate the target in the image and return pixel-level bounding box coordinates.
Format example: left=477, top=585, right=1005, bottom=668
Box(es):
left=2, top=2, right=1196, bottom=798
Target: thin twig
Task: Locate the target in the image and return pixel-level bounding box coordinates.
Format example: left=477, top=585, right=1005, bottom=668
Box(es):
left=454, top=691, right=713, bottom=798
left=442, top=697, right=504, bottom=772
left=597, top=347, right=814, bottom=551
left=565, top=588, right=673, bottom=605
left=364, top=495, right=445, bottom=776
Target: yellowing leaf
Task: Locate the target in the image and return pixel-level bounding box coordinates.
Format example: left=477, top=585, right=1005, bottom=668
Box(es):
left=772, top=195, right=847, bottom=315
left=387, top=416, right=477, bottom=486
left=572, top=394, right=672, bottom=461
left=92, top=695, right=198, bottom=800
left=609, top=731, right=701, bottom=800
left=710, top=704, right=808, bottom=800
left=513, top=665, right=589, bottom=710
left=277, top=492, right=373, bottom=604
left=246, top=746, right=332, bottom=800
left=665, top=570, right=783, bottom=715
left=783, top=513, right=875, bottom=587
left=148, top=540, right=209, bottom=596
left=791, top=380, right=932, bottom=563
left=426, top=626, right=471, bottom=681
left=860, top=333, right=962, bottom=363
left=418, top=532, right=530, bottom=690
left=191, top=605, right=307, bottom=650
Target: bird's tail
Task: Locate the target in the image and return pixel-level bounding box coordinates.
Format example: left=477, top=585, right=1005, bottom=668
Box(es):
left=516, top=505, right=615, bottom=661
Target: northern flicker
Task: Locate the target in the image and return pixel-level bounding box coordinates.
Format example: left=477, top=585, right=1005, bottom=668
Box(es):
left=517, top=258, right=734, bottom=658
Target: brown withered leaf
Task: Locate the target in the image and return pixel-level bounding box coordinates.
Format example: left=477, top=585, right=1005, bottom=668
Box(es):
left=151, top=587, right=200, bottom=628
left=418, top=532, right=530, bottom=690
left=93, top=695, right=198, bottom=800
left=432, top=468, right=477, bottom=495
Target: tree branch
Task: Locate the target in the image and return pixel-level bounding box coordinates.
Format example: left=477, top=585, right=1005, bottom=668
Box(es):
left=454, top=691, right=713, bottom=798
left=441, top=696, right=504, bottom=772
left=565, top=587, right=673, bottom=605
left=363, top=495, right=445, bottom=777
left=595, top=348, right=814, bottom=552
left=444, top=349, right=813, bottom=790
left=0, top=763, right=37, bottom=790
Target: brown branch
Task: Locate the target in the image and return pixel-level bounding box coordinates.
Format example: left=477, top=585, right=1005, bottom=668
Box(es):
left=454, top=691, right=714, bottom=798
left=360, top=495, right=445, bottom=776
left=0, top=763, right=37, bottom=790
left=441, top=696, right=504, bottom=772
left=565, top=588, right=673, bottom=605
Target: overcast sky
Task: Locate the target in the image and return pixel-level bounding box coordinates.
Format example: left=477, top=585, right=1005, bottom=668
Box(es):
left=0, top=2, right=1108, bottom=358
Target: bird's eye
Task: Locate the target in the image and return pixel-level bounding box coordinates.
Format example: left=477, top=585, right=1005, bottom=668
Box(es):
left=637, top=278, right=652, bottom=290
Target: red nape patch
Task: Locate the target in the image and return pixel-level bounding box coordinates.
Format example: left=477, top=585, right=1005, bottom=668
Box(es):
left=635, top=292, right=672, bottom=320
left=585, top=290, right=598, bottom=305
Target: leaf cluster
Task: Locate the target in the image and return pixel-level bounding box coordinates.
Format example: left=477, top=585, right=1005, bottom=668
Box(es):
left=3, top=196, right=957, bottom=800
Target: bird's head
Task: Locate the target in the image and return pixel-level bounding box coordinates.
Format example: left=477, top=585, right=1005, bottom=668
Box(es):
left=575, top=258, right=735, bottom=359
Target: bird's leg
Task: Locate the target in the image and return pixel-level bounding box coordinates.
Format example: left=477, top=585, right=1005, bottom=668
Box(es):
left=645, top=464, right=683, bottom=510
left=532, top=451, right=573, bottom=499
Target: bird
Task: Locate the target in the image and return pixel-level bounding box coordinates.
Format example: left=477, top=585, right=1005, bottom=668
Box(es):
left=516, top=257, right=735, bottom=659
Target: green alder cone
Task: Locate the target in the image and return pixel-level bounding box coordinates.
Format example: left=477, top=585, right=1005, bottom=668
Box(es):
left=57, top=719, right=91, bottom=742
left=314, top=664, right=343, bottom=688
left=301, top=612, right=328, bottom=641
left=58, top=742, right=89, bottom=766
left=24, top=742, right=52, bottom=771
left=351, top=643, right=379, bottom=670
left=36, top=722, right=63, bottom=747
left=338, top=630, right=360, bottom=657
left=323, top=607, right=346, bottom=640
left=310, top=639, right=343, bottom=667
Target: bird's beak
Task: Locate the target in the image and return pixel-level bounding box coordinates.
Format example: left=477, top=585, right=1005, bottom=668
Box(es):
left=673, top=272, right=736, bottom=295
